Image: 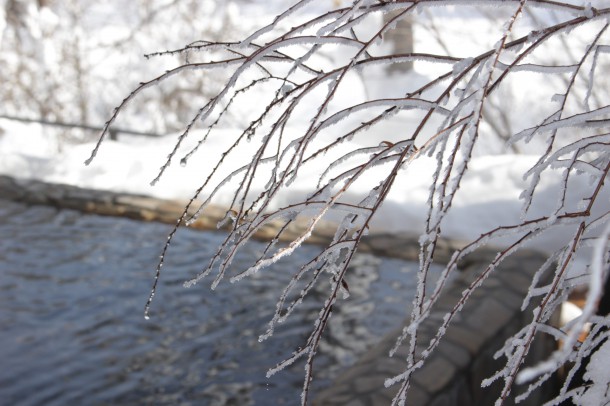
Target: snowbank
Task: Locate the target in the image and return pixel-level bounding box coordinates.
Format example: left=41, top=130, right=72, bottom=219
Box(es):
left=2, top=117, right=603, bottom=258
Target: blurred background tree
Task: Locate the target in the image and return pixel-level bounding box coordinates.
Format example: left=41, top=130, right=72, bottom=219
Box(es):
left=0, top=0, right=245, bottom=144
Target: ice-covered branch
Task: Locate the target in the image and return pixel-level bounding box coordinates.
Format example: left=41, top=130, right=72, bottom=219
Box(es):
left=92, top=0, right=610, bottom=404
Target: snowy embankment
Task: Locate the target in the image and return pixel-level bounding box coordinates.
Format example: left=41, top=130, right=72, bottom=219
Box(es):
left=0, top=117, right=599, bottom=258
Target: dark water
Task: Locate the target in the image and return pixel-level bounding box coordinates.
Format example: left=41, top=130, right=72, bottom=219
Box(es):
left=0, top=200, right=432, bottom=405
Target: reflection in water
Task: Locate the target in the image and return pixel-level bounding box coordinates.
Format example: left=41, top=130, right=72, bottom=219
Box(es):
left=0, top=200, right=436, bottom=405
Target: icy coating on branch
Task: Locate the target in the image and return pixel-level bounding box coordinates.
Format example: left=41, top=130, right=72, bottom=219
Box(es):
left=89, top=1, right=610, bottom=405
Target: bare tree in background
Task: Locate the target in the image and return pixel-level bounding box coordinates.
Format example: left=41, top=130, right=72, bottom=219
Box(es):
left=0, top=0, right=243, bottom=142
left=88, top=1, right=610, bottom=405
left=383, top=9, right=413, bottom=72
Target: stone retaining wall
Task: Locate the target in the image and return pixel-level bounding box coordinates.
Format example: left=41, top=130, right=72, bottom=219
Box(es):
left=313, top=250, right=559, bottom=405
left=0, top=175, right=466, bottom=262
left=0, top=175, right=559, bottom=404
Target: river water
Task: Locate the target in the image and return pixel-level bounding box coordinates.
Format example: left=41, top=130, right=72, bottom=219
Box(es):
left=0, top=199, right=434, bottom=405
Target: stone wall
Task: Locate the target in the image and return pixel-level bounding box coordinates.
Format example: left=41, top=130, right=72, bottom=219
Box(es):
left=0, top=175, right=466, bottom=262
left=314, top=251, right=560, bottom=405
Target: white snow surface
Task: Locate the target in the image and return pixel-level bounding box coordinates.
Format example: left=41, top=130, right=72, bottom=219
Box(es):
left=579, top=339, right=610, bottom=406
left=0, top=117, right=596, bottom=256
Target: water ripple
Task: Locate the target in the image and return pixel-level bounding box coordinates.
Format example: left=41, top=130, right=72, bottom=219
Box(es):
left=0, top=199, right=434, bottom=405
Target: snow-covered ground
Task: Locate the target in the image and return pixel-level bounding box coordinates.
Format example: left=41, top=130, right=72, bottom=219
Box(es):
left=0, top=116, right=600, bottom=257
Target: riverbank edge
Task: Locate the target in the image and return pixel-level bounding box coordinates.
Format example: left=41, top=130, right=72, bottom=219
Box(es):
left=0, top=174, right=480, bottom=264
